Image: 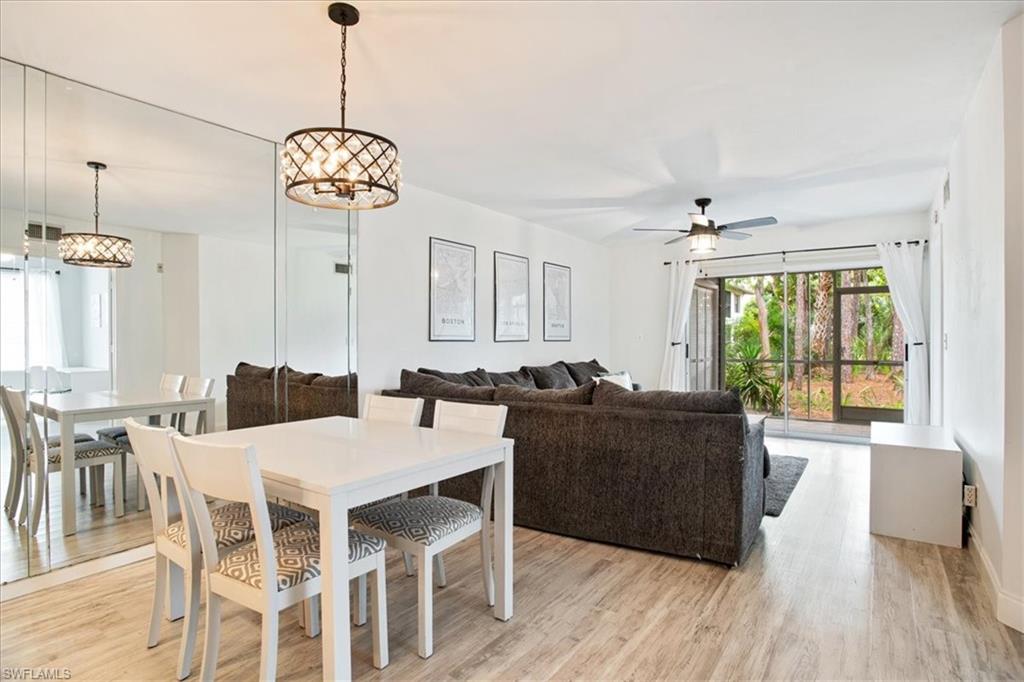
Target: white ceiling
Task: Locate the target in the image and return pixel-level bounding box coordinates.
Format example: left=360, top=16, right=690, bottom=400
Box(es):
left=1, top=1, right=1020, bottom=243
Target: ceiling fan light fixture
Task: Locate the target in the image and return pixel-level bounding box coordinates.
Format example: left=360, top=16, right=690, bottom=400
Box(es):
left=57, top=161, right=134, bottom=268
left=281, top=3, right=400, bottom=210
left=688, top=222, right=718, bottom=254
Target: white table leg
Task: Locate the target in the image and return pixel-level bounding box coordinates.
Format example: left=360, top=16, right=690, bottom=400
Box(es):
left=163, top=475, right=185, bottom=621
left=61, top=416, right=76, bottom=536
left=319, top=492, right=351, bottom=681
left=494, top=445, right=513, bottom=621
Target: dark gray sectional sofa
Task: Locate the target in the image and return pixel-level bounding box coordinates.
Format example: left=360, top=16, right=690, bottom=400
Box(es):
left=383, top=361, right=768, bottom=566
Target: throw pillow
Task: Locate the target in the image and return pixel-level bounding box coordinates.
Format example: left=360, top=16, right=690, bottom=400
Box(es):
left=484, top=368, right=537, bottom=388
left=494, top=381, right=595, bottom=405
left=400, top=370, right=497, bottom=401
left=235, top=362, right=273, bottom=379
left=593, top=381, right=745, bottom=414
left=417, top=367, right=494, bottom=387
left=596, top=370, right=634, bottom=391
left=521, top=362, right=576, bottom=389
left=310, top=373, right=355, bottom=389
left=563, top=358, right=609, bottom=386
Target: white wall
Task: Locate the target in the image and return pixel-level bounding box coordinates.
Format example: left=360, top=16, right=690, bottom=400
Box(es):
left=196, top=234, right=275, bottom=426
left=161, top=233, right=200, bottom=378
left=608, top=212, right=930, bottom=390
left=931, top=14, right=1023, bottom=632
left=1000, top=12, right=1023, bottom=634
left=358, top=184, right=612, bottom=399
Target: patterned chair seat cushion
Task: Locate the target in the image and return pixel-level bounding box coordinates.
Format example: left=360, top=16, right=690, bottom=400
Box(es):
left=350, top=494, right=402, bottom=513
left=28, top=433, right=94, bottom=454
left=350, top=495, right=482, bottom=546
left=45, top=439, right=122, bottom=465
left=164, top=501, right=311, bottom=550
left=216, top=522, right=384, bottom=591
left=96, top=425, right=129, bottom=442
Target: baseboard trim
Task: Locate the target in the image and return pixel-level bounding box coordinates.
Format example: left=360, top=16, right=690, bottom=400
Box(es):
left=967, top=523, right=1024, bottom=633
left=0, top=543, right=154, bottom=603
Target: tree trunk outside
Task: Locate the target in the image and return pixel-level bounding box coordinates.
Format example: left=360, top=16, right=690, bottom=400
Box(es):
left=891, top=311, right=904, bottom=369
left=840, top=271, right=858, bottom=383
left=754, top=278, right=771, bottom=360
left=865, top=290, right=876, bottom=379
left=793, top=273, right=807, bottom=383
left=810, top=272, right=833, bottom=360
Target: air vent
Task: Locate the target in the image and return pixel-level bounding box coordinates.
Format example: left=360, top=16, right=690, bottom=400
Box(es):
left=334, top=262, right=351, bottom=274
left=25, top=222, right=63, bottom=242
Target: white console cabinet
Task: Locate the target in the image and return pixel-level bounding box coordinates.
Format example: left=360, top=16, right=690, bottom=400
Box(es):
left=869, top=422, right=964, bottom=548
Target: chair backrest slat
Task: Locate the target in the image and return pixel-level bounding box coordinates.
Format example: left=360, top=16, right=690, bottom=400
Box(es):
left=432, top=400, right=508, bottom=437
left=4, top=388, right=46, bottom=475
left=160, top=373, right=186, bottom=392
left=431, top=400, right=507, bottom=506
left=176, top=376, right=215, bottom=434
left=363, top=394, right=424, bottom=426
left=170, top=435, right=276, bottom=590
left=0, top=387, right=27, bottom=466
left=124, top=418, right=179, bottom=534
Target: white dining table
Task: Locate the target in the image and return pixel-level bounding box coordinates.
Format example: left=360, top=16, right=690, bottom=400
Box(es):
left=189, top=415, right=514, bottom=681
left=30, top=389, right=216, bottom=536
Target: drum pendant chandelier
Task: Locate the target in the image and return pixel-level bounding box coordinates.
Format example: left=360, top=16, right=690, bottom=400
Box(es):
left=57, top=161, right=134, bottom=268
left=281, top=2, right=401, bottom=210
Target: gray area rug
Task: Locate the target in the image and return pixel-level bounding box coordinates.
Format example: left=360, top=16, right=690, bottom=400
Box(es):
left=765, top=455, right=809, bottom=517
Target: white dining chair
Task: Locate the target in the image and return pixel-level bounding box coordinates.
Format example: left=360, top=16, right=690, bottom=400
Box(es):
left=169, top=433, right=389, bottom=681
left=351, top=399, right=508, bottom=658
left=124, top=419, right=311, bottom=680
left=98, top=373, right=190, bottom=512
left=174, top=376, right=215, bottom=436
left=3, top=387, right=126, bottom=534
left=359, top=394, right=425, bottom=579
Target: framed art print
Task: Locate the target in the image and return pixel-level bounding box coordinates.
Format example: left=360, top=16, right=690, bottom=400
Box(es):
left=543, top=261, right=571, bottom=341
left=429, top=237, right=476, bottom=341
left=493, top=251, right=530, bottom=342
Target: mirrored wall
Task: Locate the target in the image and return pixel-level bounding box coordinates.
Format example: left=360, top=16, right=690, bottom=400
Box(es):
left=0, top=59, right=357, bottom=583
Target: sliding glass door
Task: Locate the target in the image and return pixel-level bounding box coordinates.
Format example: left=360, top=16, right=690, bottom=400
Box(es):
left=715, top=266, right=903, bottom=438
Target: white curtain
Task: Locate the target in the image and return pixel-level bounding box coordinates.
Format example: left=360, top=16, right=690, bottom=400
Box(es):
left=0, top=269, right=67, bottom=372
left=658, top=260, right=700, bottom=390
left=877, top=241, right=929, bottom=424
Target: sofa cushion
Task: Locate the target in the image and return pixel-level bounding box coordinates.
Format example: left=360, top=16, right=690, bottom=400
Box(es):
left=417, top=367, right=494, bottom=387
left=235, top=362, right=273, bottom=379
left=521, top=361, right=576, bottom=389
left=593, top=381, right=745, bottom=414
left=494, top=382, right=595, bottom=405
left=284, top=370, right=321, bottom=385
left=596, top=370, right=634, bottom=391
left=400, top=370, right=496, bottom=401
left=564, top=359, right=609, bottom=386
left=310, top=373, right=355, bottom=389
left=485, top=368, right=537, bottom=388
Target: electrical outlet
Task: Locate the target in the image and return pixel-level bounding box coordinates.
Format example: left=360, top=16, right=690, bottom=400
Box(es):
left=963, top=484, right=977, bottom=507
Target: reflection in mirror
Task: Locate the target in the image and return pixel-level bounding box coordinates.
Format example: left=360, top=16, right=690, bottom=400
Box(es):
left=281, top=200, right=358, bottom=422
left=0, top=62, right=365, bottom=584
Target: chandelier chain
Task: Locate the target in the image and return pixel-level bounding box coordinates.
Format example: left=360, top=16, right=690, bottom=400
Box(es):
left=340, top=24, right=348, bottom=128
left=93, top=166, right=100, bottom=234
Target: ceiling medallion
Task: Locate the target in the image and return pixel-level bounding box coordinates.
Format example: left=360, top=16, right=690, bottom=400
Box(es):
left=57, top=162, right=134, bottom=268
left=281, top=3, right=401, bottom=210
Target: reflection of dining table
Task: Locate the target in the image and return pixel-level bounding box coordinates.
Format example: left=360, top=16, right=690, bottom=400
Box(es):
left=189, top=416, right=514, bottom=681
left=29, top=389, right=216, bottom=536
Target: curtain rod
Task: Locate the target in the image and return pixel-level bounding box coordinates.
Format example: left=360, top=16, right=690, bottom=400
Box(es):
left=0, top=266, right=61, bottom=275
left=662, top=239, right=927, bottom=266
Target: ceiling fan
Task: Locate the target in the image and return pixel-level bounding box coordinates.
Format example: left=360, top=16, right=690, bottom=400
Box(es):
left=634, top=198, right=777, bottom=254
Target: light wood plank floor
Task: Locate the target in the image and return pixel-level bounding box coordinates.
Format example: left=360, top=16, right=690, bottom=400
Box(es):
left=1, top=422, right=153, bottom=582
left=1, top=437, right=1022, bottom=680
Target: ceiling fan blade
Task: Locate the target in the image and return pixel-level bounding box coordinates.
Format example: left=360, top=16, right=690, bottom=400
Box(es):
left=719, top=216, right=777, bottom=231
left=719, top=230, right=752, bottom=241
left=633, top=228, right=689, bottom=232
left=665, top=235, right=690, bottom=245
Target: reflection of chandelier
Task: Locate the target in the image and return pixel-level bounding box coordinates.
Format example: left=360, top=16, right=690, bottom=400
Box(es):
left=281, top=3, right=401, bottom=210
left=57, top=161, right=134, bottom=268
